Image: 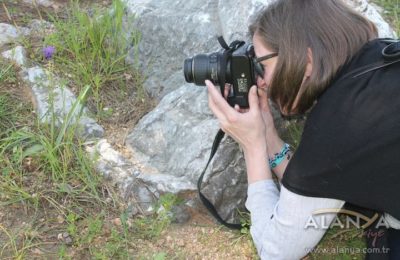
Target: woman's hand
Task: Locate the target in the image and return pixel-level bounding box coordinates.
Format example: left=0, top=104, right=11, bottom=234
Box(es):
left=206, top=80, right=267, bottom=154
left=256, top=87, right=275, bottom=131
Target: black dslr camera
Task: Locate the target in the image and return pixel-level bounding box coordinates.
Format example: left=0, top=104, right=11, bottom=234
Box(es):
left=183, top=37, right=257, bottom=108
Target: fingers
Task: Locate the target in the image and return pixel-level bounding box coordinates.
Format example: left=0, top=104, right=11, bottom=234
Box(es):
left=257, top=87, right=271, bottom=112
left=248, top=86, right=260, bottom=113
left=224, top=84, right=231, bottom=99
left=206, top=80, right=226, bottom=121
left=206, top=80, right=237, bottom=122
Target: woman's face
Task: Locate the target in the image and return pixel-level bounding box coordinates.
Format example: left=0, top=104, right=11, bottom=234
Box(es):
left=252, top=33, right=278, bottom=91
left=252, top=32, right=311, bottom=116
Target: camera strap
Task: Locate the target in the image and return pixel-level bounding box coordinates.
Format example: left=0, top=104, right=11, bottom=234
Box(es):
left=196, top=37, right=247, bottom=230
left=197, top=129, right=244, bottom=230
left=217, top=36, right=245, bottom=97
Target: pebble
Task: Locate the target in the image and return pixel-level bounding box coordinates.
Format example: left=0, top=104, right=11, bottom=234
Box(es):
left=177, top=239, right=185, bottom=247
left=57, top=215, right=64, bottom=224
left=57, top=232, right=73, bottom=245
left=112, top=218, right=122, bottom=226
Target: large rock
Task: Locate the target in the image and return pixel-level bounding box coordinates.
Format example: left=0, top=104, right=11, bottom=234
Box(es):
left=124, top=0, right=395, bottom=98
left=126, top=85, right=248, bottom=221
left=124, top=0, right=395, bottom=223
left=21, top=67, right=104, bottom=140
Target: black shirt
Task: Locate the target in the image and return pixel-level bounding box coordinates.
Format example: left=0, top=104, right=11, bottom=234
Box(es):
left=281, top=39, right=400, bottom=219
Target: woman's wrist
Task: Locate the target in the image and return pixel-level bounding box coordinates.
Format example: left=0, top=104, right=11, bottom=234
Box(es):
left=264, top=125, right=292, bottom=180
left=269, top=143, right=291, bottom=169
left=243, top=143, right=272, bottom=184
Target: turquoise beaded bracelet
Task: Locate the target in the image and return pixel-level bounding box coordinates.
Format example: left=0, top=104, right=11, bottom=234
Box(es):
left=269, top=143, right=291, bottom=169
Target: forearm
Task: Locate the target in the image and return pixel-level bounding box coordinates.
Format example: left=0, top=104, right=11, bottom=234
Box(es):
left=246, top=182, right=346, bottom=259
left=265, top=124, right=292, bottom=181
left=244, top=143, right=273, bottom=184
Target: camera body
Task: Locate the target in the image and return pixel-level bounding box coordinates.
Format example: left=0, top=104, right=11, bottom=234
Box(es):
left=184, top=37, right=257, bottom=108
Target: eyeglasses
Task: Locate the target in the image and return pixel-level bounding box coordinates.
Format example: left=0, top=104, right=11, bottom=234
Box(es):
left=253, top=53, right=278, bottom=77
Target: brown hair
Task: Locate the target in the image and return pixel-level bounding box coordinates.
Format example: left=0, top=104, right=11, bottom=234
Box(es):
left=249, top=0, right=378, bottom=114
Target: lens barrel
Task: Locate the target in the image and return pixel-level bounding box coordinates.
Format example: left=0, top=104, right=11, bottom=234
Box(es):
left=183, top=58, right=194, bottom=83
left=183, top=54, right=219, bottom=86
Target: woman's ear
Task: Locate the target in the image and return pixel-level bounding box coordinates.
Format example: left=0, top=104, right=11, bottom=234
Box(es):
left=305, top=48, right=313, bottom=77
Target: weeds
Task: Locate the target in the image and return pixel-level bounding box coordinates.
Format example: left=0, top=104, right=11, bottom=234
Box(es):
left=0, top=63, right=15, bottom=84
left=133, top=193, right=181, bottom=240
left=41, top=0, right=142, bottom=116
left=1, top=0, right=155, bottom=258
left=373, top=0, right=400, bottom=34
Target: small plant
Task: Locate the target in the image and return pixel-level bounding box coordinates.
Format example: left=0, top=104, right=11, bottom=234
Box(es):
left=133, top=193, right=182, bottom=240
left=286, top=120, right=304, bottom=149
left=43, top=0, right=142, bottom=115
left=0, top=95, right=13, bottom=132
left=0, top=63, right=15, bottom=84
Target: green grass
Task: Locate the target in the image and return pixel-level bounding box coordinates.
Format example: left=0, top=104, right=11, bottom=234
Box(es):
left=38, top=0, right=142, bottom=116
left=0, top=0, right=166, bottom=258
left=373, top=0, right=400, bottom=34
left=0, top=62, right=23, bottom=134
left=0, top=94, right=14, bottom=132
left=0, top=64, right=14, bottom=84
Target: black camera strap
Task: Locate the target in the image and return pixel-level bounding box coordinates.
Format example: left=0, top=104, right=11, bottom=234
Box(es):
left=197, top=129, right=243, bottom=230
left=196, top=37, right=247, bottom=230
left=217, top=36, right=245, bottom=97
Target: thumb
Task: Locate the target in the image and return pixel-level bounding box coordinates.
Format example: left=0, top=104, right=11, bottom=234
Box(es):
left=248, top=86, right=260, bottom=112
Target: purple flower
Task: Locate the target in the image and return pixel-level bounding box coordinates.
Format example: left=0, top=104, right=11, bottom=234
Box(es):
left=42, top=46, right=56, bottom=59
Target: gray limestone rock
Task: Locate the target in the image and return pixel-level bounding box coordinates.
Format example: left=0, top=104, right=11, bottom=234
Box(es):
left=126, top=85, right=247, bottom=222
left=0, top=23, right=30, bottom=48
left=2, top=46, right=27, bottom=67
left=20, top=67, right=104, bottom=140
left=22, top=0, right=54, bottom=8
left=124, top=0, right=395, bottom=99
left=123, top=0, right=396, bottom=223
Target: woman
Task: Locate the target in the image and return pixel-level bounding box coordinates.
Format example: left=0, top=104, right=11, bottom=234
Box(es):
left=206, top=0, right=400, bottom=259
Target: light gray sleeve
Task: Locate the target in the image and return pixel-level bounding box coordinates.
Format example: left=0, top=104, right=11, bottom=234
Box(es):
left=245, top=179, right=345, bottom=260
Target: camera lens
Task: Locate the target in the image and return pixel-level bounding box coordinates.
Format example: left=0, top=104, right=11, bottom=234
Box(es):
left=183, top=58, right=193, bottom=83
left=183, top=54, right=219, bottom=86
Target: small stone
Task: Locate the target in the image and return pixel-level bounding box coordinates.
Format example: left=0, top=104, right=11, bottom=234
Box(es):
left=57, top=215, right=64, bottom=224
left=0, top=23, right=29, bottom=47
left=170, top=205, right=191, bottom=224
left=31, top=248, right=43, bottom=255
left=112, top=218, right=122, bottom=226
left=57, top=232, right=73, bottom=245
left=177, top=239, right=185, bottom=247
left=64, top=236, right=73, bottom=245
left=1, top=46, right=27, bottom=67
